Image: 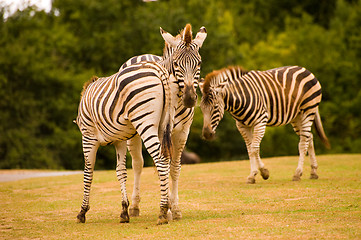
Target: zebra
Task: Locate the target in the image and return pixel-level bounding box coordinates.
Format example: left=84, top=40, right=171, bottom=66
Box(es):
left=200, top=65, right=330, bottom=183
left=75, top=61, right=179, bottom=225
left=115, top=24, right=207, bottom=220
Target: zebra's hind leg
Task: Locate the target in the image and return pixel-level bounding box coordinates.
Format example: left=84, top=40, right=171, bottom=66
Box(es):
left=114, top=141, right=130, bottom=223
left=77, top=137, right=99, bottom=223
left=308, top=134, right=319, bottom=179
left=291, top=116, right=313, bottom=181
left=127, top=135, right=143, bottom=217
left=140, top=131, right=170, bottom=225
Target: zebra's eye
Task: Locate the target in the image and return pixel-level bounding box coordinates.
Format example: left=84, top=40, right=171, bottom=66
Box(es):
left=198, top=60, right=202, bottom=66
left=173, top=62, right=179, bottom=68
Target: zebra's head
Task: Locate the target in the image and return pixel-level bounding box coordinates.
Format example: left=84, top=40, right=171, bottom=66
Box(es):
left=199, top=72, right=226, bottom=140
left=160, top=24, right=207, bottom=108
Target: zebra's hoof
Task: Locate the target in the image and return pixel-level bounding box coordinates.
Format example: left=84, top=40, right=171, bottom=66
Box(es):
left=157, top=215, right=169, bottom=225
left=157, top=207, right=169, bottom=225
left=171, top=209, right=182, bottom=220
left=120, top=212, right=130, bottom=223
left=310, top=173, right=319, bottom=179
left=120, top=218, right=129, bottom=223
left=129, top=207, right=140, bottom=217
left=77, top=213, right=86, bottom=223
left=292, top=175, right=301, bottom=181
left=260, top=168, right=270, bottom=180
left=247, top=177, right=256, bottom=184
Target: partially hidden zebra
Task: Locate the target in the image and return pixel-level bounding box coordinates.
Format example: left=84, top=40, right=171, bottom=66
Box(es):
left=75, top=61, right=179, bottom=225
left=121, top=23, right=207, bottom=108
left=116, top=24, right=207, bottom=220
left=200, top=66, right=330, bottom=183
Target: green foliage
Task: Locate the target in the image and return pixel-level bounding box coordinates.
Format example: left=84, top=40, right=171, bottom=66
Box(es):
left=0, top=0, right=360, bottom=169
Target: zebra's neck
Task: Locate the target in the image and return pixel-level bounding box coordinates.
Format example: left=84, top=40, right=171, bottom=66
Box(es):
left=159, top=44, right=175, bottom=76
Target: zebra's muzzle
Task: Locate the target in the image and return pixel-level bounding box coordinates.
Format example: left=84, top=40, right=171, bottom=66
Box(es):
left=182, top=85, right=198, bottom=108
left=202, top=126, right=215, bottom=141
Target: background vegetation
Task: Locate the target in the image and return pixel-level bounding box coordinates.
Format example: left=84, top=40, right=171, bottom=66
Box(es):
left=0, top=0, right=360, bottom=169
left=1, top=154, right=360, bottom=239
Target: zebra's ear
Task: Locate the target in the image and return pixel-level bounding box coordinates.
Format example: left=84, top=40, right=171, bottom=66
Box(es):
left=160, top=27, right=181, bottom=47
left=194, top=26, right=207, bottom=48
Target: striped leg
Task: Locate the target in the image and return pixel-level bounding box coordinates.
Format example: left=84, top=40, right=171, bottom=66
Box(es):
left=127, top=135, right=144, bottom=217
left=139, top=129, right=170, bottom=225
left=236, top=122, right=269, bottom=184
left=236, top=124, right=257, bottom=183
left=77, top=137, right=99, bottom=223
left=308, top=134, right=319, bottom=179
left=252, top=122, right=269, bottom=180
left=168, top=126, right=190, bottom=220
left=291, top=114, right=314, bottom=181
left=114, top=141, right=130, bottom=223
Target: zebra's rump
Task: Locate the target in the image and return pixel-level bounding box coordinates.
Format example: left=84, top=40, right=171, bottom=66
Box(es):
left=77, top=63, right=168, bottom=145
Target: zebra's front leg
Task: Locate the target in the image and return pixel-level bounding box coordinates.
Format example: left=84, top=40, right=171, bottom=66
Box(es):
left=114, top=141, right=130, bottom=223
left=237, top=123, right=268, bottom=184
left=168, top=128, right=190, bottom=220
left=127, top=135, right=144, bottom=217
left=77, top=138, right=99, bottom=223
left=237, top=125, right=257, bottom=183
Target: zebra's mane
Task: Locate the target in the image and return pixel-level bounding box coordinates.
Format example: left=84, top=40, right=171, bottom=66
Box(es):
left=81, top=75, right=99, bottom=97
left=183, top=23, right=192, bottom=45
left=203, top=66, right=248, bottom=97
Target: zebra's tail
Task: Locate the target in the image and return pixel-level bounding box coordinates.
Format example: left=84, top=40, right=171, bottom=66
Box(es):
left=161, top=122, right=173, bottom=159
left=314, top=109, right=331, bottom=149
left=158, top=65, right=174, bottom=160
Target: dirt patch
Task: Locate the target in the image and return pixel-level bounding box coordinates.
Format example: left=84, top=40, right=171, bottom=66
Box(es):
left=0, top=170, right=82, bottom=182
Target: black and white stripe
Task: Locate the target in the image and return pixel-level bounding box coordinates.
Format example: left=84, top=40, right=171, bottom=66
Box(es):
left=200, top=65, right=330, bottom=183
left=119, top=54, right=162, bottom=71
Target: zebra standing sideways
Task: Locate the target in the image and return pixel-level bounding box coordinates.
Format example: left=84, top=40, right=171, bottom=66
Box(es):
left=200, top=66, right=330, bottom=183
left=116, top=24, right=207, bottom=220
left=75, top=61, right=179, bottom=225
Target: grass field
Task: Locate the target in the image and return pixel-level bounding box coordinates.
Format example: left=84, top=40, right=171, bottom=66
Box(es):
left=0, top=154, right=360, bottom=239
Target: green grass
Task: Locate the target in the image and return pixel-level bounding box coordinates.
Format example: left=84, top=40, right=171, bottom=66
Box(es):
left=1, top=154, right=360, bottom=239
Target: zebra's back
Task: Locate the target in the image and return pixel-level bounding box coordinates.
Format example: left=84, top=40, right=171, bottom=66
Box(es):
left=119, top=54, right=162, bottom=71
left=226, top=66, right=322, bottom=127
